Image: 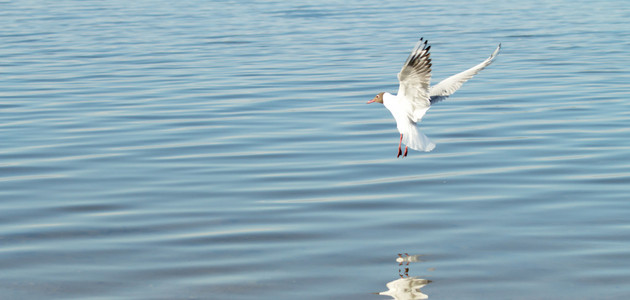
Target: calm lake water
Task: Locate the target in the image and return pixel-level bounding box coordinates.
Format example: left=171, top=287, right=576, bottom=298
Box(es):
left=1, top=0, right=629, bottom=299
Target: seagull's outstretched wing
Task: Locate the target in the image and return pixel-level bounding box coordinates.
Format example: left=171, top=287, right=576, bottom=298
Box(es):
left=397, top=38, right=432, bottom=121
left=429, top=44, right=501, bottom=104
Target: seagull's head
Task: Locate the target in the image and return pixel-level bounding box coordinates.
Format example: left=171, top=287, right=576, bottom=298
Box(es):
left=367, top=92, right=385, bottom=104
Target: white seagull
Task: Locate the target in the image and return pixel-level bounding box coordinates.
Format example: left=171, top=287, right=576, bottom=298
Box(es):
left=367, top=37, right=501, bottom=157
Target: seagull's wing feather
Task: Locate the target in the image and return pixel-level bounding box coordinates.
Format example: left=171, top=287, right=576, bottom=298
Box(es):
left=397, top=38, right=432, bottom=121
left=429, top=43, right=501, bottom=104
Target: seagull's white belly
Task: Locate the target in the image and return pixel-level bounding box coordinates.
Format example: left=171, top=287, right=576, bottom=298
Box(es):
left=383, top=99, right=414, bottom=133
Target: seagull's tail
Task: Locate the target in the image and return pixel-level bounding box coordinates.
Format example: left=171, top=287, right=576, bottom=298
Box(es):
left=403, top=124, right=435, bottom=152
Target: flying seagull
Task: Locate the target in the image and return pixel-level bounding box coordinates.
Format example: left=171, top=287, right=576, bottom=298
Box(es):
left=367, top=37, right=501, bottom=157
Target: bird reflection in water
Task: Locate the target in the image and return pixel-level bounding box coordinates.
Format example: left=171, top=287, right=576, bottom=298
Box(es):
left=378, top=253, right=431, bottom=300
left=396, top=253, right=422, bottom=266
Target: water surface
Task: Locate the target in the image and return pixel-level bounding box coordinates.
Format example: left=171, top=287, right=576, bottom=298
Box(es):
left=1, top=0, right=630, bottom=299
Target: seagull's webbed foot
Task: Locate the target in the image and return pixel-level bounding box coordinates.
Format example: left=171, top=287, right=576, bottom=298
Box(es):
left=403, top=146, right=408, bottom=157
left=397, top=147, right=402, bottom=158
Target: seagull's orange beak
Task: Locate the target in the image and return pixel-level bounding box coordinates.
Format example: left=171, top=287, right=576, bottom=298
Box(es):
left=367, top=97, right=377, bottom=104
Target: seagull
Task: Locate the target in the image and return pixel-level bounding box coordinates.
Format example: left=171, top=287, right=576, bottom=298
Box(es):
left=367, top=37, right=501, bottom=157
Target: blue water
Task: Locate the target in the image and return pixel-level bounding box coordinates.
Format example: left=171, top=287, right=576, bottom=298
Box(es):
left=1, top=0, right=629, bottom=299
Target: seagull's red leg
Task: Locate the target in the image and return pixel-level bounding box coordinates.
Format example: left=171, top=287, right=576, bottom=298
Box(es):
left=403, top=146, right=408, bottom=157
left=397, top=134, right=403, bottom=158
